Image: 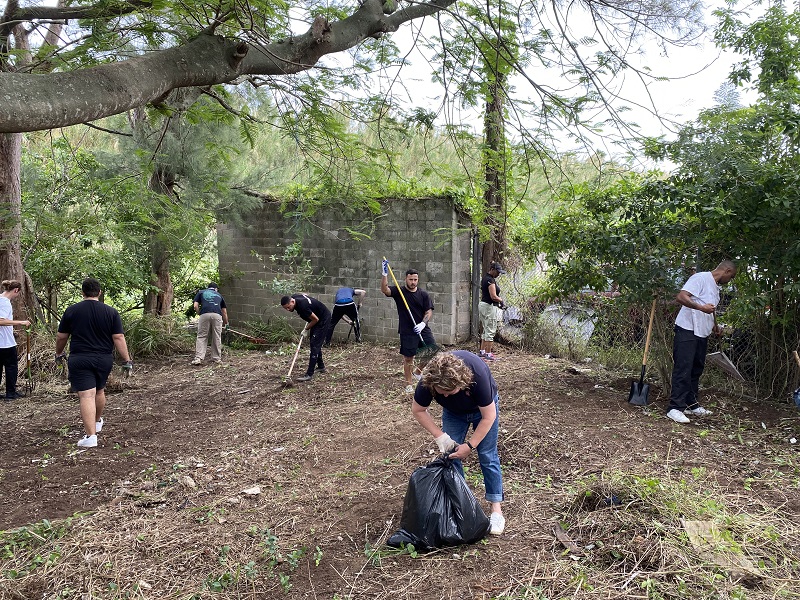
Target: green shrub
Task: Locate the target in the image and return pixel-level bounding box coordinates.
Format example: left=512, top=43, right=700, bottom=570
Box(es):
left=122, top=314, right=195, bottom=358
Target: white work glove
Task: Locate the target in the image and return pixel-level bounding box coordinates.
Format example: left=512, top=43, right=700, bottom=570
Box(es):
left=413, top=321, right=426, bottom=334
left=435, top=433, right=457, bottom=453
left=381, top=259, right=389, bottom=277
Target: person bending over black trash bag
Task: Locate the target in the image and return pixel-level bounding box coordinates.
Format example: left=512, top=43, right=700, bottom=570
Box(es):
left=411, top=351, right=505, bottom=535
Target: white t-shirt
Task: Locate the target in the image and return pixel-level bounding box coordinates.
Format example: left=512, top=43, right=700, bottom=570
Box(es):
left=0, top=296, right=16, bottom=349
left=674, top=271, right=719, bottom=338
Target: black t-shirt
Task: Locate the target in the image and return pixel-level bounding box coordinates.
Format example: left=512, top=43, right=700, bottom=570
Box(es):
left=58, top=299, right=124, bottom=355
left=292, top=294, right=331, bottom=323
left=481, top=274, right=501, bottom=305
left=193, top=288, right=226, bottom=315
left=389, top=286, right=434, bottom=335
left=414, top=351, right=498, bottom=413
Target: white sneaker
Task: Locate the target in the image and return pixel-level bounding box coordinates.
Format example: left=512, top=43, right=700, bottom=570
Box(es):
left=77, top=434, right=98, bottom=448
left=405, top=385, right=414, bottom=394
left=489, top=512, right=505, bottom=535
left=685, top=406, right=713, bottom=416
left=190, top=358, right=202, bottom=365
left=667, top=409, right=690, bottom=424
left=95, top=417, right=104, bottom=433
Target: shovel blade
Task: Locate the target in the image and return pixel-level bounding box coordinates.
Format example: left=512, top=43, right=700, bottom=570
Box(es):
left=628, top=380, right=650, bottom=406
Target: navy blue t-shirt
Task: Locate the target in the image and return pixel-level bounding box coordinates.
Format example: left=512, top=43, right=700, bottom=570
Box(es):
left=414, top=351, right=498, bottom=414
left=194, top=288, right=226, bottom=315
left=389, top=286, right=433, bottom=335
left=58, top=299, right=124, bottom=355
left=292, top=294, right=331, bottom=323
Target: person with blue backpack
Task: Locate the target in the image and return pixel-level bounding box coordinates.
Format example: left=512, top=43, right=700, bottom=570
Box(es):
left=191, top=282, right=228, bottom=365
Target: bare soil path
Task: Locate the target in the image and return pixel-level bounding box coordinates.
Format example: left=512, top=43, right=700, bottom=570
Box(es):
left=1, top=343, right=798, bottom=599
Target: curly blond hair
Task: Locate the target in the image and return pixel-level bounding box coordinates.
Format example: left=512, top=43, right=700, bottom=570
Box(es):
left=421, top=352, right=473, bottom=393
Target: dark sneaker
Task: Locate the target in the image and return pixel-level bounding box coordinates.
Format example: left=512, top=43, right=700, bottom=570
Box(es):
left=297, top=375, right=313, bottom=382
left=316, top=368, right=327, bottom=374
left=5, top=391, right=26, bottom=399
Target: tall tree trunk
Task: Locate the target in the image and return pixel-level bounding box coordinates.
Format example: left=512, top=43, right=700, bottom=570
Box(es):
left=143, top=166, right=175, bottom=316
left=0, top=132, right=37, bottom=321
left=481, top=73, right=508, bottom=273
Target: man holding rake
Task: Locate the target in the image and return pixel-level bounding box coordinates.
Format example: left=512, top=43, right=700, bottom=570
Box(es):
left=381, top=260, right=436, bottom=394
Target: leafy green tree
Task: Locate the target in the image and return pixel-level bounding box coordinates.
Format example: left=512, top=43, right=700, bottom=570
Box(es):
left=1, top=0, right=708, bottom=317
left=523, top=3, right=800, bottom=396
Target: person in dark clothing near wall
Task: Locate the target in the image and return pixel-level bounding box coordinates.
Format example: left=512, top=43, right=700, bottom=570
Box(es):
left=325, top=287, right=366, bottom=345
left=192, top=282, right=228, bottom=365
left=281, top=293, right=331, bottom=382
left=479, top=261, right=506, bottom=362
left=380, top=261, right=436, bottom=394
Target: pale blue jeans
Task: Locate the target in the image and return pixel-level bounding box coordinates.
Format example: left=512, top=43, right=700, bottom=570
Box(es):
left=441, top=395, right=504, bottom=503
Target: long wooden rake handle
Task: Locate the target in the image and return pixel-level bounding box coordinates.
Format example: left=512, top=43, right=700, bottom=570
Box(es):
left=285, top=331, right=305, bottom=380
left=384, top=257, right=425, bottom=344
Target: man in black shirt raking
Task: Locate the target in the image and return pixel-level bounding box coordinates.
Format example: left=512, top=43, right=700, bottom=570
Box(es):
left=280, top=293, right=332, bottom=382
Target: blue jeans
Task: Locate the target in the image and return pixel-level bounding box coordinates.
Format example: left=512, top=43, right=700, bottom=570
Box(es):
left=441, top=396, right=504, bottom=503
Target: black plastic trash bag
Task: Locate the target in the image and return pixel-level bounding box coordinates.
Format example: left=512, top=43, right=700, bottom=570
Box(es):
left=387, top=455, right=490, bottom=551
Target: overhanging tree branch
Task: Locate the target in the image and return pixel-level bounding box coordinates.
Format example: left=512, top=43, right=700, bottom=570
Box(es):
left=0, top=0, right=457, bottom=133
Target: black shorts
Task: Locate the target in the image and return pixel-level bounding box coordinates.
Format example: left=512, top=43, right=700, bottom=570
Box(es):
left=68, top=353, right=114, bottom=392
left=399, top=327, right=436, bottom=357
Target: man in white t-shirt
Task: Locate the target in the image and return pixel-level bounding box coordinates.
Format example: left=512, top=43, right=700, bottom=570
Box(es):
left=667, top=260, right=737, bottom=424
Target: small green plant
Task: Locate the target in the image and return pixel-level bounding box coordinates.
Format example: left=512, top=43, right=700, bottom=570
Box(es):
left=205, top=570, right=237, bottom=592
left=364, top=542, right=418, bottom=566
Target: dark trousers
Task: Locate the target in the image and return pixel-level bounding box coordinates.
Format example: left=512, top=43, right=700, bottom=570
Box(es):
left=325, top=303, right=360, bottom=345
left=669, top=325, right=708, bottom=411
left=307, top=317, right=330, bottom=377
left=0, top=346, right=19, bottom=396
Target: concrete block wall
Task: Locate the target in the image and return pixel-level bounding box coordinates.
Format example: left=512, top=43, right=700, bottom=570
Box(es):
left=217, top=197, right=472, bottom=345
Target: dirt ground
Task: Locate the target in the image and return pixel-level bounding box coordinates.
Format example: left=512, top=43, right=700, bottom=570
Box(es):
left=1, top=342, right=799, bottom=599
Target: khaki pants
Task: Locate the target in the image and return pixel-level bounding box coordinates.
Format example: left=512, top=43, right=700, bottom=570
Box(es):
left=479, top=302, right=503, bottom=341
left=195, top=313, right=223, bottom=361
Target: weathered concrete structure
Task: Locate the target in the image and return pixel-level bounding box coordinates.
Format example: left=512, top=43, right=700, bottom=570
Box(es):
left=218, top=197, right=473, bottom=344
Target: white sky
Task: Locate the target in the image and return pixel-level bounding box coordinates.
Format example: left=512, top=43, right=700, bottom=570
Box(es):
left=368, top=1, right=757, bottom=160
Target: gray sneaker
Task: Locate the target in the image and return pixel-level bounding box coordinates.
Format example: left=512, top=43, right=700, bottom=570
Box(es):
left=297, top=375, right=313, bottom=382
left=685, top=406, right=713, bottom=416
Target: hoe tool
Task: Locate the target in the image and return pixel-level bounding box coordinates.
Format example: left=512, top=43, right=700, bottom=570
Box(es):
left=282, top=329, right=306, bottom=388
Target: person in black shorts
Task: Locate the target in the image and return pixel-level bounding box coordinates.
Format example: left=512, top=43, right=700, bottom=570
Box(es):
left=280, top=293, right=331, bottom=382
left=380, top=261, right=436, bottom=394
left=55, top=278, right=133, bottom=448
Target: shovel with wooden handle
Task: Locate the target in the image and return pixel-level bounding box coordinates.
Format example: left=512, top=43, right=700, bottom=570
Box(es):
left=629, top=298, right=657, bottom=406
